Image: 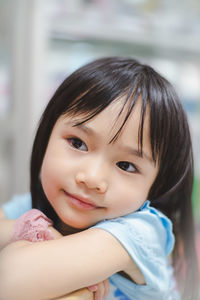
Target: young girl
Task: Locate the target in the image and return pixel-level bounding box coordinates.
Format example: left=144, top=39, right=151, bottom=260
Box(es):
left=0, top=57, right=199, bottom=300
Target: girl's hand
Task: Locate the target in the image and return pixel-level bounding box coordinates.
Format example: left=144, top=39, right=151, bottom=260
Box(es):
left=49, top=226, right=63, bottom=239
left=88, top=279, right=110, bottom=300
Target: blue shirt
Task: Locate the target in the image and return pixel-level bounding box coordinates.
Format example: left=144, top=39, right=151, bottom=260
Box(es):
left=2, top=194, right=180, bottom=300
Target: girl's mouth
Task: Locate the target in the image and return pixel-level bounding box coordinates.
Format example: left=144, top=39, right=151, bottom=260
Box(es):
left=63, top=190, right=98, bottom=210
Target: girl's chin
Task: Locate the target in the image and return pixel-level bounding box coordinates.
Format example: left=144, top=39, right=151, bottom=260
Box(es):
left=55, top=218, right=91, bottom=235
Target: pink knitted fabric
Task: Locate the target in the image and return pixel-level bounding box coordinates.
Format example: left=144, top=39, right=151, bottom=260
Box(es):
left=12, top=209, right=54, bottom=242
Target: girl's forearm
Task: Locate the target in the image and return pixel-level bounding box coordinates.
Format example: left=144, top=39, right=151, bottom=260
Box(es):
left=0, top=218, right=16, bottom=250
left=0, top=229, right=129, bottom=300
left=0, top=238, right=95, bottom=300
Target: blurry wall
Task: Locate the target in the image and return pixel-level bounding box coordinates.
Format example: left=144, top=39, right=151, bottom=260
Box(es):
left=0, top=0, right=199, bottom=224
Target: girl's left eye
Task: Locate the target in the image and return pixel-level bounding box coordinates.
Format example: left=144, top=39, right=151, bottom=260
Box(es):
left=117, top=161, right=137, bottom=173
left=67, top=138, right=88, bottom=151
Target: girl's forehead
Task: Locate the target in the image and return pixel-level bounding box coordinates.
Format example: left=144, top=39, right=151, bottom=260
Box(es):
left=60, top=96, right=150, bottom=144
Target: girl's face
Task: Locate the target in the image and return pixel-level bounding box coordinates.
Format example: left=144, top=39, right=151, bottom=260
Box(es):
left=40, top=98, right=158, bottom=229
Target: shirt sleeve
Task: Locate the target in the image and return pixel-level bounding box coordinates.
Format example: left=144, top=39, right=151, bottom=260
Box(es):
left=2, top=193, right=32, bottom=219
left=92, top=202, right=175, bottom=295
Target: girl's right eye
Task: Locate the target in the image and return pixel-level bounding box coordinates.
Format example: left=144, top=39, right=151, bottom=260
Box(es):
left=67, top=138, right=88, bottom=151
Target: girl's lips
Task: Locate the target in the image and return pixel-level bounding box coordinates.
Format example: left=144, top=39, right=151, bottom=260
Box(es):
left=63, top=191, right=98, bottom=210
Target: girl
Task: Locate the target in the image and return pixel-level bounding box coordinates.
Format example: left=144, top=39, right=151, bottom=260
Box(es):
left=0, top=57, right=199, bottom=300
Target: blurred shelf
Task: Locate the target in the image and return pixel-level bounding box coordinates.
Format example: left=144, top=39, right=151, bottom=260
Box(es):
left=49, top=17, right=200, bottom=59
left=0, top=117, right=14, bottom=140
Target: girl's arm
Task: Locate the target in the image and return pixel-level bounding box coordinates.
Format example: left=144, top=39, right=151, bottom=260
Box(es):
left=0, top=208, right=16, bottom=250
left=0, top=227, right=138, bottom=300
left=0, top=208, right=109, bottom=300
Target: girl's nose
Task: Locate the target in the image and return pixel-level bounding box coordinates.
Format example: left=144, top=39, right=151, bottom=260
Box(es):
left=75, top=171, right=108, bottom=194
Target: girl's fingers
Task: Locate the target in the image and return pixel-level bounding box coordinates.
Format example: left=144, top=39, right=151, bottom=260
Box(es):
left=88, top=284, right=98, bottom=292
left=93, top=282, right=104, bottom=300
left=103, top=278, right=110, bottom=298
left=88, top=279, right=110, bottom=300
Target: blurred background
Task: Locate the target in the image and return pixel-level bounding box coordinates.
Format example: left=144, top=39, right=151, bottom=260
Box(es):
left=0, top=0, right=199, bottom=233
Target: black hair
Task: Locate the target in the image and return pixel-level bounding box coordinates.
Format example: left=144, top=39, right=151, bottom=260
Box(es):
left=30, top=56, right=199, bottom=299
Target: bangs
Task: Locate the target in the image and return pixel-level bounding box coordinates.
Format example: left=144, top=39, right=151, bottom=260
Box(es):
left=62, top=81, right=150, bottom=159
left=63, top=72, right=170, bottom=165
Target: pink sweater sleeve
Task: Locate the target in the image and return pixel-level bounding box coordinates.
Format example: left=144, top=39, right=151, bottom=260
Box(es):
left=12, top=209, right=54, bottom=242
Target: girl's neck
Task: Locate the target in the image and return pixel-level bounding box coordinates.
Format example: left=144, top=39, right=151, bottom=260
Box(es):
left=55, top=219, right=84, bottom=236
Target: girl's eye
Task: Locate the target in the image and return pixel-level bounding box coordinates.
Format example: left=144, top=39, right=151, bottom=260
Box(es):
left=67, top=138, right=88, bottom=151
left=117, top=161, right=137, bottom=173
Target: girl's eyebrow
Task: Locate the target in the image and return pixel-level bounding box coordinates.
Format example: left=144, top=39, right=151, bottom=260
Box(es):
left=117, top=145, right=154, bottom=164
left=64, top=121, right=96, bottom=136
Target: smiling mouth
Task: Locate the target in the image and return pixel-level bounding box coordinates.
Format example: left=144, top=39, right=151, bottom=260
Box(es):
left=63, top=190, right=99, bottom=210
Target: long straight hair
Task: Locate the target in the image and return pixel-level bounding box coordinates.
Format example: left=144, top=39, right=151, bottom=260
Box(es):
left=30, top=57, right=199, bottom=299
